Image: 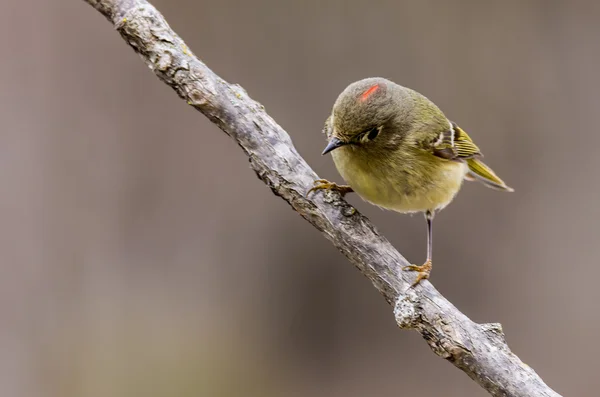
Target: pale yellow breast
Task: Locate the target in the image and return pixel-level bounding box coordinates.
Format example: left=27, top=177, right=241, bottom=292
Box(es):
left=332, top=147, right=468, bottom=213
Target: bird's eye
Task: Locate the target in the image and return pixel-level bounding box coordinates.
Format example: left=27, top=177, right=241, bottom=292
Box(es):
left=358, top=126, right=381, bottom=143
left=367, top=126, right=381, bottom=140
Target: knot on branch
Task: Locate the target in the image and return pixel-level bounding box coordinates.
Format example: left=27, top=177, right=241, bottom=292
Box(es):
left=393, top=288, right=420, bottom=329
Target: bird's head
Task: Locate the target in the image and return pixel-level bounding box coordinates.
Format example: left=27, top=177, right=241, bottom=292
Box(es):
left=323, top=77, right=411, bottom=155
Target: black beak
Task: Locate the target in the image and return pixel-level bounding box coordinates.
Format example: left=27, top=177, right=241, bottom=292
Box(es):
left=322, top=137, right=346, bottom=155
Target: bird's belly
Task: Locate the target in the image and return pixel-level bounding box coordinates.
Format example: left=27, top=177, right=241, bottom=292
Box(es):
left=332, top=151, right=468, bottom=213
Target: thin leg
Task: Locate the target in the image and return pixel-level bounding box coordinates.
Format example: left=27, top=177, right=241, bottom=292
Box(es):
left=425, top=210, right=434, bottom=263
left=403, top=210, right=435, bottom=286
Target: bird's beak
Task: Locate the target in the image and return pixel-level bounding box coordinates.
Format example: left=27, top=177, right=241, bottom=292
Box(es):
left=322, top=137, right=346, bottom=155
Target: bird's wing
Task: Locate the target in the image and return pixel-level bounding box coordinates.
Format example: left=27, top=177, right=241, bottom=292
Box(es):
left=429, top=122, right=481, bottom=160
left=427, top=122, right=513, bottom=192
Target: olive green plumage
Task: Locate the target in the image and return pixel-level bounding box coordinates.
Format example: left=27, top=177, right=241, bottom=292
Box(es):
left=324, top=77, right=512, bottom=212
left=314, top=77, right=512, bottom=284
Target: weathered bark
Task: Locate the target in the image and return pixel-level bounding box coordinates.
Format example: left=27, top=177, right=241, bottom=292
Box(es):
left=82, top=1, right=562, bottom=396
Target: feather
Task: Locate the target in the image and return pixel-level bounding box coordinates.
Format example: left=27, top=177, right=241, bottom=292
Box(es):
left=430, top=122, right=513, bottom=192
left=466, top=158, right=514, bottom=192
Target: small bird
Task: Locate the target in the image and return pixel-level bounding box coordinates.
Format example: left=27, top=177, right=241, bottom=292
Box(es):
left=309, top=77, right=512, bottom=285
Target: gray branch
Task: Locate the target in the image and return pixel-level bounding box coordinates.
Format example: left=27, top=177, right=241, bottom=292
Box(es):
left=83, top=1, right=561, bottom=396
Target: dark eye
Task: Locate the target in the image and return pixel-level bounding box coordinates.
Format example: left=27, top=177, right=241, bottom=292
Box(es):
left=367, top=126, right=380, bottom=140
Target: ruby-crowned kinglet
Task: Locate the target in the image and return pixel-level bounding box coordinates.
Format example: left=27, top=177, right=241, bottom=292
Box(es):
left=309, top=77, right=512, bottom=285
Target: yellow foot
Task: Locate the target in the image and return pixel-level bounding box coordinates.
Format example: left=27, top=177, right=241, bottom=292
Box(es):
left=403, top=260, right=432, bottom=286
left=307, top=179, right=353, bottom=197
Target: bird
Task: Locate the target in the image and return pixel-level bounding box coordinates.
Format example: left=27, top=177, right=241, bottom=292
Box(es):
left=308, top=77, right=512, bottom=285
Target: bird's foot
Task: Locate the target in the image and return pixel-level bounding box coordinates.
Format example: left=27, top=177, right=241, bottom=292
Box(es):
left=403, top=259, right=432, bottom=286
left=307, top=179, right=353, bottom=197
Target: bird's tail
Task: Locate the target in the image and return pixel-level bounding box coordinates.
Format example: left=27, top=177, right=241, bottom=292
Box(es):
left=465, top=158, right=514, bottom=192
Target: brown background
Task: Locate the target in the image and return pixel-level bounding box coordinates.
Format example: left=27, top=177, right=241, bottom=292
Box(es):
left=1, top=1, right=598, bottom=396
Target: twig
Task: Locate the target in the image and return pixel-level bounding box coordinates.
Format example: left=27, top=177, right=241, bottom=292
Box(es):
left=82, top=1, right=562, bottom=396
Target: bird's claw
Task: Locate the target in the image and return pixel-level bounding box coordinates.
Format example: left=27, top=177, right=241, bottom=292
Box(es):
left=403, top=260, right=432, bottom=287
left=306, top=179, right=353, bottom=197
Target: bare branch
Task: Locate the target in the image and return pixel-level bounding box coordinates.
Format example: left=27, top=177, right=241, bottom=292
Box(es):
left=82, top=1, right=562, bottom=396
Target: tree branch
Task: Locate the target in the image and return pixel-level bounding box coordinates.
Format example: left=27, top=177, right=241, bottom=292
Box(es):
left=82, top=1, right=561, bottom=396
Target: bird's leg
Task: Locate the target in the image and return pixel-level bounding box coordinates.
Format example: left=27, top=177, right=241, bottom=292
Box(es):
left=307, top=179, right=354, bottom=197
left=403, top=210, right=434, bottom=286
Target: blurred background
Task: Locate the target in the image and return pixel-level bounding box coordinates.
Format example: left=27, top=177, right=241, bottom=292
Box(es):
left=1, top=1, right=597, bottom=396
